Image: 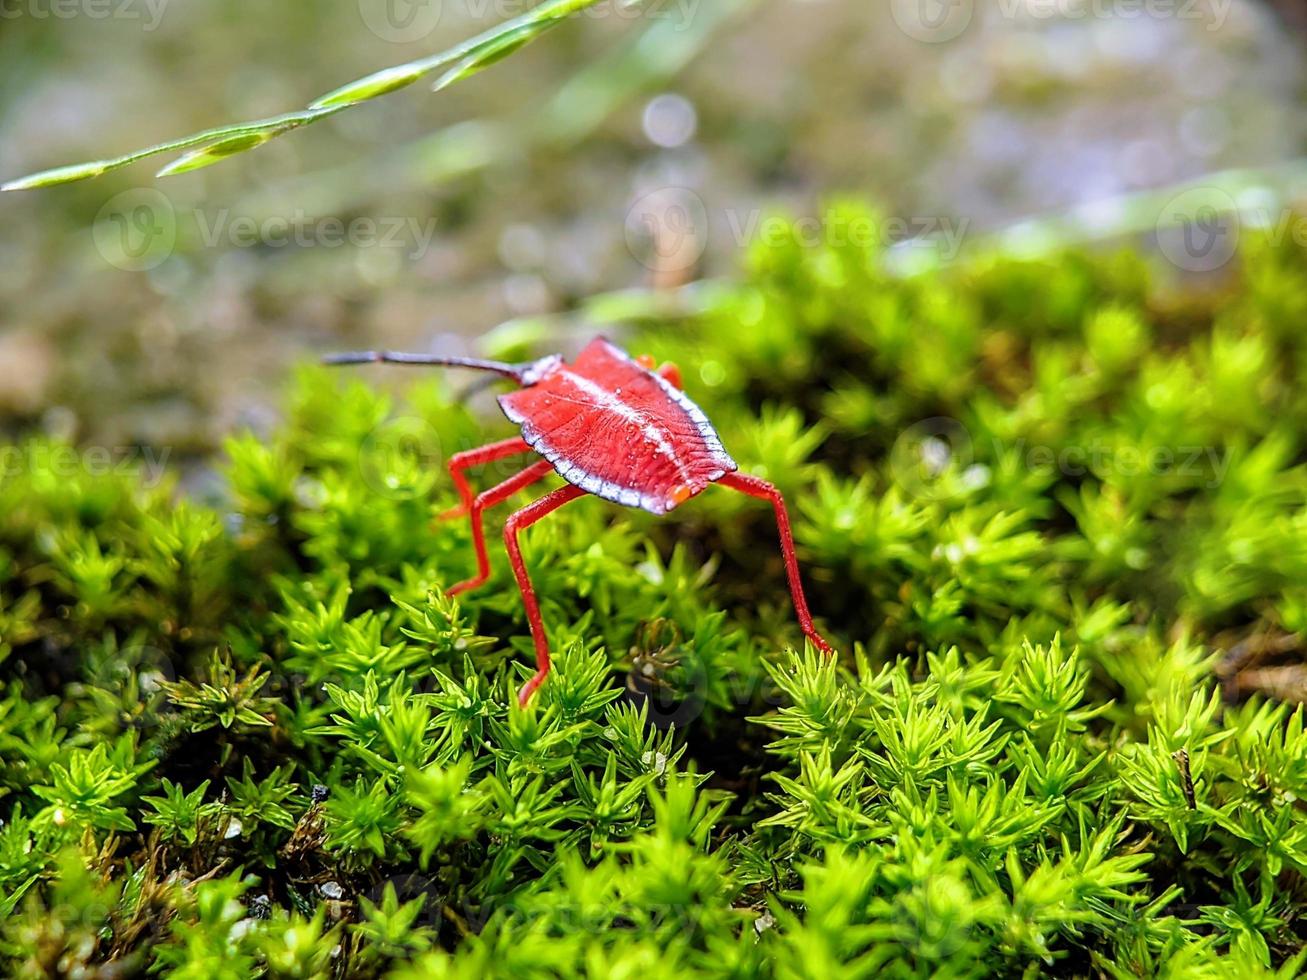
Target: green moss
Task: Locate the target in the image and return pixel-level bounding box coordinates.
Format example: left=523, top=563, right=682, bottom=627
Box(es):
left=4, top=203, right=1307, bottom=976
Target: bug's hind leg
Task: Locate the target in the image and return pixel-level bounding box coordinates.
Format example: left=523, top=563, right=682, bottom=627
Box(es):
left=503, top=484, right=587, bottom=705
left=439, top=436, right=532, bottom=521
left=447, top=459, right=554, bottom=597
left=717, top=472, right=835, bottom=655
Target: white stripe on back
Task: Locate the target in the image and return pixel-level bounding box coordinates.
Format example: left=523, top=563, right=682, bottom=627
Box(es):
left=554, top=370, right=694, bottom=485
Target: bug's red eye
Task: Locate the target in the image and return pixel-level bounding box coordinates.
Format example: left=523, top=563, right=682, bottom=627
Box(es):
left=635, top=354, right=656, bottom=370
left=669, top=484, right=692, bottom=506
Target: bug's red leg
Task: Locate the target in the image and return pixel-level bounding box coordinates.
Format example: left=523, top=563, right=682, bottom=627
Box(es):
left=503, top=483, right=587, bottom=705
left=438, top=437, right=532, bottom=520
left=717, top=472, right=835, bottom=655
left=637, top=353, right=684, bottom=389
left=658, top=362, right=683, bottom=389
left=447, top=459, right=554, bottom=597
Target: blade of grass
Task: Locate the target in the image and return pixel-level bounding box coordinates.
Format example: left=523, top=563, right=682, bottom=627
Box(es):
left=3, top=106, right=348, bottom=191
left=431, top=19, right=564, bottom=92
left=226, top=0, right=759, bottom=222
left=2, top=0, right=622, bottom=191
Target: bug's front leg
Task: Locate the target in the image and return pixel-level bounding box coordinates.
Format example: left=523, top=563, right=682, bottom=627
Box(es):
left=438, top=436, right=532, bottom=520
left=636, top=353, right=683, bottom=389
left=658, top=362, right=683, bottom=389
left=503, top=484, right=587, bottom=705
left=447, top=460, right=553, bottom=597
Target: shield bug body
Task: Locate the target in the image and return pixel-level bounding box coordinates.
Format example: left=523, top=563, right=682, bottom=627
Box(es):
left=326, top=337, right=834, bottom=704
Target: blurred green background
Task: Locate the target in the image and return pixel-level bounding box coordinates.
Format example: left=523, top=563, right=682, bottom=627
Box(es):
left=0, top=0, right=1303, bottom=460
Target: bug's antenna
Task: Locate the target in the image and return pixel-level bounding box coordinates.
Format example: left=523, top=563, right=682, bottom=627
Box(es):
left=322, top=350, right=535, bottom=383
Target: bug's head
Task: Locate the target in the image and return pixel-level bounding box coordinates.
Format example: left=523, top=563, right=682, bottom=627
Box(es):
left=518, top=354, right=564, bottom=386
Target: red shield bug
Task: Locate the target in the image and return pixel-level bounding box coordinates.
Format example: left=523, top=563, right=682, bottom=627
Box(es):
left=325, top=337, right=835, bottom=704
